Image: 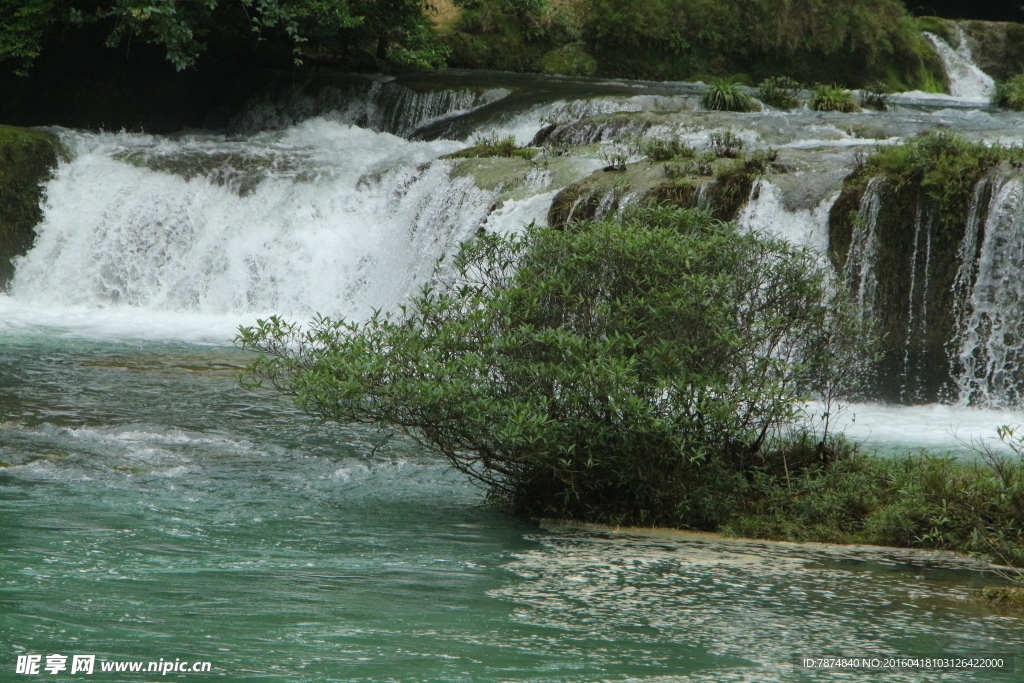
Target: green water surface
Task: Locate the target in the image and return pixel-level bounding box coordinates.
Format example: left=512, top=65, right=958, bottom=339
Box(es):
left=1, top=329, right=1022, bottom=682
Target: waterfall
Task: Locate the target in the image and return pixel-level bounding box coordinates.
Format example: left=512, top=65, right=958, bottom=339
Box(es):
left=924, top=27, right=995, bottom=101
left=843, top=179, right=885, bottom=317
left=737, top=180, right=837, bottom=253
left=7, top=120, right=549, bottom=335
left=228, top=77, right=511, bottom=138
left=953, top=178, right=1024, bottom=407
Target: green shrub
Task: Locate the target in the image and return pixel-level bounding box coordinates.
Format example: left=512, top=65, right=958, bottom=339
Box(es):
left=701, top=81, right=759, bottom=112
left=757, top=76, right=803, bottom=109
left=643, top=136, right=696, bottom=161
left=238, top=204, right=870, bottom=526
left=993, top=74, right=1024, bottom=112
left=810, top=84, right=859, bottom=112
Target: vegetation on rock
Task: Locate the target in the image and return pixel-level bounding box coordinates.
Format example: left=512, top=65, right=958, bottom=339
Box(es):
left=444, top=133, right=539, bottom=160
left=992, top=73, right=1024, bottom=111
left=757, top=76, right=803, bottom=109
left=0, top=125, right=61, bottom=289
left=810, top=84, right=859, bottom=112
left=700, top=81, right=758, bottom=112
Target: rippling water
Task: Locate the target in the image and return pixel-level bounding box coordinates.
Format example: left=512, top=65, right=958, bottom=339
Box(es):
left=1, top=330, right=1022, bottom=682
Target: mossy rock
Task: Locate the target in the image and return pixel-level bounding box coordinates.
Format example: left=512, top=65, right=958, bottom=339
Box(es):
left=961, top=20, right=1024, bottom=82
left=443, top=145, right=540, bottom=161
left=982, top=586, right=1024, bottom=610
left=0, top=126, right=63, bottom=290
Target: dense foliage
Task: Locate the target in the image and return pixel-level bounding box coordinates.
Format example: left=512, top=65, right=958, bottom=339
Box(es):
left=239, top=205, right=871, bottom=525
left=0, top=0, right=445, bottom=73
left=993, top=74, right=1024, bottom=111
left=447, top=0, right=946, bottom=91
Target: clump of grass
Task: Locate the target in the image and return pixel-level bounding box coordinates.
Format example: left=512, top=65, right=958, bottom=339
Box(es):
left=708, top=130, right=744, bottom=158
left=810, top=84, right=859, bottom=112
left=859, top=82, right=892, bottom=111
left=445, top=132, right=540, bottom=160
left=718, top=427, right=1024, bottom=573
left=643, top=136, right=696, bottom=162
left=992, top=74, right=1024, bottom=112
left=700, top=80, right=758, bottom=112
left=757, top=76, right=803, bottom=109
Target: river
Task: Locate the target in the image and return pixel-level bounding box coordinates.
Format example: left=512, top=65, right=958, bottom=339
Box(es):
left=2, top=64, right=1024, bottom=680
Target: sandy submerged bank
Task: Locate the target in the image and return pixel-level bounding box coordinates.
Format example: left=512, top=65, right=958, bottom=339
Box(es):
left=538, top=518, right=1024, bottom=610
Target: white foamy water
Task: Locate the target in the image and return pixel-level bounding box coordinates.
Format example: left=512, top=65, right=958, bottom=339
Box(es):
left=8, top=122, right=553, bottom=335
left=924, top=28, right=995, bottom=102
left=738, top=181, right=836, bottom=252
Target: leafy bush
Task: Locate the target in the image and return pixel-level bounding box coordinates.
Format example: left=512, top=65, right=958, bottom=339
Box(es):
left=757, top=76, right=803, bottom=109
left=238, top=204, right=871, bottom=525
left=701, top=81, right=758, bottom=112
left=993, top=74, right=1024, bottom=111
left=810, top=84, right=859, bottom=112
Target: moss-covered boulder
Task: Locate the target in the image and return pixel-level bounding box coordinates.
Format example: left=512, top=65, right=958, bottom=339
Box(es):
left=0, top=126, right=61, bottom=290
left=828, top=133, right=1015, bottom=403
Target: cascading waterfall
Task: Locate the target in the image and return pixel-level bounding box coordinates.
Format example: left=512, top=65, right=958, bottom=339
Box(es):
left=843, top=178, right=885, bottom=317
left=229, top=76, right=512, bottom=138
left=8, top=119, right=543, bottom=331
left=923, top=26, right=996, bottom=101
left=954, top=177, right=1024, bottom=407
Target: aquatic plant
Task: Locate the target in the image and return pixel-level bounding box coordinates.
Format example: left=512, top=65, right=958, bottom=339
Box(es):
left=810, top=84, right=859, bottom=112
left=757, top=76, right=803, bottom=109
left=239, top=204, right=871, bottom=526
left=700, top=82, right=759, bottom=112
left=992, top=74, right=1024, bottom=111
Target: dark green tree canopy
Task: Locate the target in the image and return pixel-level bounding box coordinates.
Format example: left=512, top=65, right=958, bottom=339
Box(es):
left=0, top=0, right=446, bottom=73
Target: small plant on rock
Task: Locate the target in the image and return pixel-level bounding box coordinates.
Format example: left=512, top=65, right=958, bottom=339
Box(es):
left=859, top=82, right=891, bottom=111
left=993, top=74, right=1024, bottom=112
left=708, top=130, right=745, bottom=158
left=643, top=136, right=696, bottom=162
left=701, top=80, right=758, bottom=113
left=810, top=84, right=859, bottom=113
left=757, top=76, right=803, bottom=110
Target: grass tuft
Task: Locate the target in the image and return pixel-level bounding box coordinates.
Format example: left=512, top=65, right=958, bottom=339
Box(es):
left=810, top=84, right=859, bottom=112
left=701, top=81, right=759, bottom=112
left=757, top=76, right=803, bottom=109
left=993, top=74, right=1024, bottom=111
